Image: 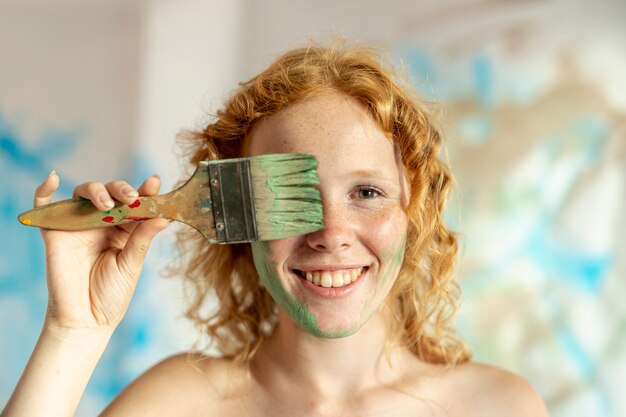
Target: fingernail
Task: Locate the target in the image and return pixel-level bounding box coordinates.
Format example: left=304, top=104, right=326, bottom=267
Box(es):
left=99, top=193, right=115, bottom=210
left=48, top=170, right=57, bottom=177
left=122, top=186, right=139, bottom=198
left=152, top=174, right=160, bottom=180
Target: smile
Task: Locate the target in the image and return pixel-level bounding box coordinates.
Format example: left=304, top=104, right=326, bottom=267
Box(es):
left=293, top=267, right=365, bottom=288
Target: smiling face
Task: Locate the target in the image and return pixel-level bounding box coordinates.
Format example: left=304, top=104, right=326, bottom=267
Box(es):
left=248, top=92, right=409, bottom=338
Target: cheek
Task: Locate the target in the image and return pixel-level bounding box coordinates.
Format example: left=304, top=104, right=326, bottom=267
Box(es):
left=250, top=240, right=291, bottom=291
left=363, top=207, right=408, bottom=286
left=364, top=207, right=408, bottom=254
left=250, top=241, right=324, bottom=336
left=264, top=237, right=298, bottom=260
left=251, top=241, right=277, bottom=287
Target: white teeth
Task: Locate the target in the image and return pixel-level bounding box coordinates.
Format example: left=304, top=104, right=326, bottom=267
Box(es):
left=332, top=273, right=343, bottom=287
left=299, top=268, right=364, bottom=288
left=313, top=273, right=321, bottom=286
left=321, top=272, right=333, bottom=288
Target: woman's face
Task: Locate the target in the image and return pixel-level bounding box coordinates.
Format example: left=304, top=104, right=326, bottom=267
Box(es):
left=248, top=92, right=409, bottom=338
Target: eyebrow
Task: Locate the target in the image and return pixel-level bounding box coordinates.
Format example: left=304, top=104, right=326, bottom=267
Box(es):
left=344, top=169, right=401, bottom=186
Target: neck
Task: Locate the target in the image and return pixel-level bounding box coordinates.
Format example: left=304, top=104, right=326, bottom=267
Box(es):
left=251, top=310, right=410, bottom=401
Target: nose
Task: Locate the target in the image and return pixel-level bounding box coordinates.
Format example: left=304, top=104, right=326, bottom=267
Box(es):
left=305, top=199, right=355, bottom=252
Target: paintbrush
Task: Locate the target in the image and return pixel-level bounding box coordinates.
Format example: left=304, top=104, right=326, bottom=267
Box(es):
left=18, top=153, right=324, bottom=243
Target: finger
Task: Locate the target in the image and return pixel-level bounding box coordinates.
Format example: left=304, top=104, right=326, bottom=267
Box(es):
left=112, top=175, right=162, bottom=235
left=105, top=180, right=140, bottom=205
left=73, top=182, right=116, bottom=212
left=116, top=218, right=169, bottom=279
left=136, top=174, right=161, bottom=196
left=34, top=171, right=60, bottom=208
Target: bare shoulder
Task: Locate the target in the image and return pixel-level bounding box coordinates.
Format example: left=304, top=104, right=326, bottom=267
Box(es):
left=439, top=362, right=549, bottom=417
left=101, top=353, right=249, bottom=416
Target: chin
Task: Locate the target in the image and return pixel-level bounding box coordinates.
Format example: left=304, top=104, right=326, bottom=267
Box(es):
left=305, top=318, right=364, bottom=339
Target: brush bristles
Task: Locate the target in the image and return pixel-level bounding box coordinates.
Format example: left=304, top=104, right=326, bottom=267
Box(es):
left=250, top=154, right=324, bottom=240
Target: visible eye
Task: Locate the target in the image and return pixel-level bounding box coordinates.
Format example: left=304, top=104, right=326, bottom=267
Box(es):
left=354, top=185, right=385, bottom=200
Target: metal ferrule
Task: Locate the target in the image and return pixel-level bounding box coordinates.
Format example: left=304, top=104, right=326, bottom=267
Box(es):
left=207, top=158, right=259, bottom=243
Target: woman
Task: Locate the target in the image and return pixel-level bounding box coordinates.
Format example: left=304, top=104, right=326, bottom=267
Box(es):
left=2, top=43, right=548, bottom=416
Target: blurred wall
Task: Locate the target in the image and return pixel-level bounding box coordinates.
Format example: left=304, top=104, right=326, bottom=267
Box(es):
left=1, top=0, right=625, bottom=416
left=0, top=3, right=143, bottom=414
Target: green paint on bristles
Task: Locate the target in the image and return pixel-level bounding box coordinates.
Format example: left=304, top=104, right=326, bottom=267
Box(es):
left=251, top=153, right=324, bottom=240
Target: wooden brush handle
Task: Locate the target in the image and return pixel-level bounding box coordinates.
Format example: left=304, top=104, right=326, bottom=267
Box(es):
left=17, top=195, right=174, bottom=230
left=18, top=164, right=218, bottom=241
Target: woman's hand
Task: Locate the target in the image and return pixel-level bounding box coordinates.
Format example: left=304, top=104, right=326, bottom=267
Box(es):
left=36, top=171, right=169, bottom=333
left=0, top=172, right=169, bottom=417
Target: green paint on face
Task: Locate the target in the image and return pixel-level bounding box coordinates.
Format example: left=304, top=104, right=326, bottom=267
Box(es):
left=250, top=236, right=407, bottom=340
left=317, top=324, right=360, bottom=339
left=348, top=237, right=407, bottom=330
left=251, top=241, right=323, bottom=337
left=377, top=237, right=407, bottom=290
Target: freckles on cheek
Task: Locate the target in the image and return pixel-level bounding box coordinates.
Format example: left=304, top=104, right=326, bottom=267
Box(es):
left=366, top=207, right=408, bottom=245
left=367, top=208, right=408, bottom=286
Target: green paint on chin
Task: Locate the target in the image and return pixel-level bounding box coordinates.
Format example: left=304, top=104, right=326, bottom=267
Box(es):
left=251, top=242, right=323, bottom=337
left=318, top=324, right=360, bottom=339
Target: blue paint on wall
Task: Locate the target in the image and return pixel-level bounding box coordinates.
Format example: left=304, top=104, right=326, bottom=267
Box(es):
left=472, top=55, right=494, bottom=107
left=558, top=327, right=595, bottom=380
left=0, top=135, right=48, bottom=178
left=0, top=114, right=77, bottom=195
left=528, top=233, right=612, bottom=292
left=457, top=115, right=493, bottom=144
left=403, top=49, right=441, bottom=99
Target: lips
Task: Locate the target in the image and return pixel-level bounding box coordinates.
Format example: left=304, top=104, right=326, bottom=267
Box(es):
left=292, top=267, right=366, bottom=288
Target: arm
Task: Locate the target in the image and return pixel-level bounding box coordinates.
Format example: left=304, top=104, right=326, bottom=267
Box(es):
left=3, top=325, right=112, bottom=416
left=1, top=172, right=168, bottom=417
